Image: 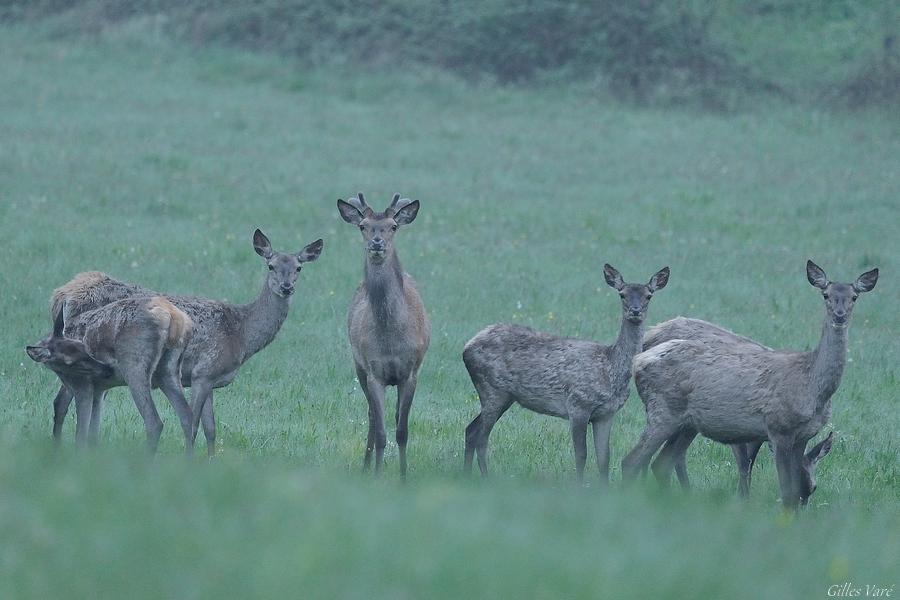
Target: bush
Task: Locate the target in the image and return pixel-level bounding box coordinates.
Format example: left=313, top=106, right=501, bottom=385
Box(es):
left=2, top=0, right=895, bottom=108
left=1, top=0, right=744, bottom=100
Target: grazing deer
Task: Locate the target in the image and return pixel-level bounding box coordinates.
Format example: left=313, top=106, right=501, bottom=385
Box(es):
left=641, top=317, right=834, bottom=501
left=462, top=264, right=670, bottom=482
left=623, top=261, right=877, bottom=508
left=44, top=230, right=323, bottom=455
left=337, top=192, right=430, bottom=477
left=642, top=317, right=770, bottom=492
left=27, top=296, right=194, bottom=451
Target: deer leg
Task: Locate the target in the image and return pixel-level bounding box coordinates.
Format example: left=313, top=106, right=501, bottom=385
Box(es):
left=464, top=414, right=482, bottom=474
left=361, top=375, right=387, bottom=476
left=52, top=383, right=74, bottom=442
left=126, top=378, right=163, bottom=453
left=651, top=433, right=681, bottom=487
left=743, top=441, right=764, bottom=496
left=72, top=382, right=94, bottom=447
left=88, top=389, right=106, bottom=446
left=732, top=442, right=761, bottom=497
left=199, top=395, right=216, bottom=458
left=570, top=419, right=589, bottom=484
left=622, top=420, right=679, bottom=482
left=590, top=416, right=614, bottom=485
left=189, top=379, right=215, bottom=454
left=157, top=353, right=194, bottom=455
left=653, top=428, right=697, bottom=489
left=475, top=397, right=514, bottom=478
left=355, top=365, right=379, bottom=472
left=396, top=375, right=417, bottom=480
left=672, top=429, right=698, bottom=489
left=771, top=436, right=801, bottom=510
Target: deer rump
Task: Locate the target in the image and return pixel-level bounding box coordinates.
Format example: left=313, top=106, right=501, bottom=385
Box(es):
left=58, top=296, right=193, bottom=388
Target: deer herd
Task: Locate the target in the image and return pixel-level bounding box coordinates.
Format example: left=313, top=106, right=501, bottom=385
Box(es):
left=25, top=193, right=879, bottom=510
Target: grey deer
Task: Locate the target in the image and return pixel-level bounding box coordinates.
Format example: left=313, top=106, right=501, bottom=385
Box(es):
left=337, top=192, right=430, bottom=477
left=27, top=296, right=194, bottom=451
left=622, top=260, right=877, bottom=508
left=463, top=264, right=670, bottom=482
left=45, top=230, right=323, bottom=455
left=641, top=317, right=834, bottom=501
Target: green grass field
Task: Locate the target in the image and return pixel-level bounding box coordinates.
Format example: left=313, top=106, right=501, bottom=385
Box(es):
left=1, top=27, right=898, bottom=599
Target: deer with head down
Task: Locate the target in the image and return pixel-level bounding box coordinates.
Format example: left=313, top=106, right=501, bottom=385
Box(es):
left=27, top=296, right=194, bottom=451
left=623, top=260, right=877, bottom=508
left=337, top=192, right=430, bottom=478
left=41, top=230, right=323, bottom=454
left=640, top=316, right=834, bottom=501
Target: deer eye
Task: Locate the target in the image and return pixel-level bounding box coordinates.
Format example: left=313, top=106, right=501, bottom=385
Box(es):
left=822, top=293, right=829, bottom=299
left=296, top=266, right=302, bottom=272
left=851, top=295, right=858, bottom=301
left=358, top=225, right=365, bottom=231
left=268, top=264, right=274, bottom=271
left=391, top=224, right=398, bottom=231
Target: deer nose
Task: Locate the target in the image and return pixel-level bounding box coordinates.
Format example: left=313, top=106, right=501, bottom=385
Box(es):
left=370, top=238, right=385, bottom=250
left=280, top=283, right=294, bottom=295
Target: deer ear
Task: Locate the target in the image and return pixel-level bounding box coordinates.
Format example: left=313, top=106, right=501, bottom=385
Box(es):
left=26, top=345, right=51, bottom=363
left=337, top=199, right=364, bottom=225
left=253, top=229, right=274, bottom=259
left=806, top=260, right=828, bottom=289
left=853, top=268, right=878, bottom=293
left=393, top=200, right=419, bottom=226
left=298, top=239, right=324, bottom=263
left=806, top=431, right=834, bottom=463
left=648, top=267, right=670, bottom=292
left=603, top=264, right=625, bottom=291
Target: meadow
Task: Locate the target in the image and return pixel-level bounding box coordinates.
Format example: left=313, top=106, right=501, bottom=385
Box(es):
left=0, top=25, right=898, bottom=599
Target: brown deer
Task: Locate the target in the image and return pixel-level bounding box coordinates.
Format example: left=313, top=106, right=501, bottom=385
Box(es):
left=641, top=317, right=834, bottom=501
left=27, top=296, right=194, bottom=451
left=43, top=230, right=323, bottom=455
left=623, top=261, right=877, bottom=508
left=462, top=264, right=670, bottom=483
left=337, top=192, right=430, bottom=477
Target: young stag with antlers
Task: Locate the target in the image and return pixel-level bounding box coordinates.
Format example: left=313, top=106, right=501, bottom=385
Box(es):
left=337, top=192, right=430, bottom=477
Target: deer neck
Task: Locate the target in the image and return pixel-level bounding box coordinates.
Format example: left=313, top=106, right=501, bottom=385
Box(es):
left=239, top=278, right=291, bottom=362
left=810, top=316, right=848, bottom=404
left=364, top=250, right=407, bottom=330
left=609, top=314, right=644, bottom=384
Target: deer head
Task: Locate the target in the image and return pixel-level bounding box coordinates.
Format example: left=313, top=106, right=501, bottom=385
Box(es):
left=253, top=229, right=324, bottom=298
left=26, top=336, right=114, bottom=379
left=337, top=192, right=420, bottom=264
left=799, top=431, right=834, bottom=505
left=604, top=264, right=670, bottom=324
left=806, top=260, right=878, bottom=329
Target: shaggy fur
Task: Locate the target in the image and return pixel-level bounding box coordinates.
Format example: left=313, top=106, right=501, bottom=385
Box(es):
left=622, top=261, right=877, bottom=508
left=462, top=265, right=669, bottom=482
left=40, top=231, right=323, bottom=455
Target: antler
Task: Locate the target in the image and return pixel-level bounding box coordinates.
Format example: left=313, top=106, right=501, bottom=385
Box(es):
left=345, top=191, right=373, bottom=216
left=385, top=192, right=413, bottom=217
